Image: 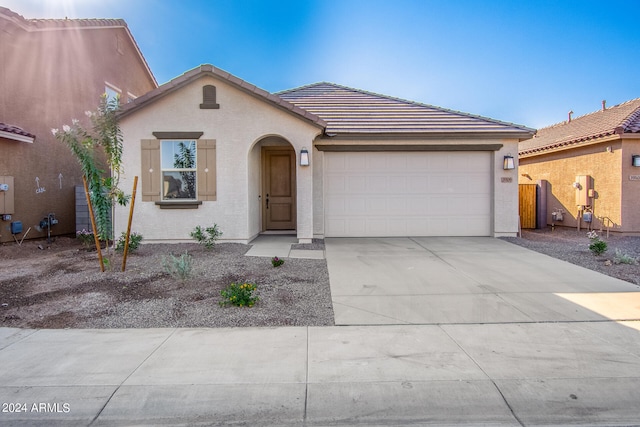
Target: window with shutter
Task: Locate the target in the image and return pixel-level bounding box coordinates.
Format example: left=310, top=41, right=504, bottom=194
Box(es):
left=140, top=138, right=216, bottom=205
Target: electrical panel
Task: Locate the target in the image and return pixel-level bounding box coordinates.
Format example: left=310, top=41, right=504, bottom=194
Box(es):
left=0, top=176, right=14, bottom=215
left=575, top=175, right=593, bottom=207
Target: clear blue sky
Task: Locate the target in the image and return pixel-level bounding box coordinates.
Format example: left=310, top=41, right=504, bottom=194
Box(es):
left=4, top=0, right=640, bottom=129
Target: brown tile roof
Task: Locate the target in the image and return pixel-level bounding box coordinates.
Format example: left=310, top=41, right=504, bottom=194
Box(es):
left=0, top=7, right=157, bottom=86
left=519, top=98, right=640, bottom=155
left=278, top=82, right=534, bottom=138
left=0, top=122, right=35, bottom=142
left=118, top=65, right=327, bottom=129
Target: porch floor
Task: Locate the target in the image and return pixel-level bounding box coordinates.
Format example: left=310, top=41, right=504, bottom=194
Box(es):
left=245, top=235, right=325, bottom=259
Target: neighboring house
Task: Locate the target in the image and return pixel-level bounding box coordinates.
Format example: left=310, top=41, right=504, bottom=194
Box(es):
left=519, top=98, right=640, bottom=234
left=0, top=7, right=157, bottom=243
left=115, top=64, right=534, bottom=243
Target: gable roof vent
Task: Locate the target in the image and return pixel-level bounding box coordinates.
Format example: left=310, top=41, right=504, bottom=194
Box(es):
left=200, top=85, right=220, bottom=109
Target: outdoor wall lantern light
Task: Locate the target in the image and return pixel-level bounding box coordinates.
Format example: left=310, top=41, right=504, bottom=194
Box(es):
left=300, top=148, right=310, bottom=166
left=633, top=155, right=640, bottom=167
left=503, top=154, right=515, bottom=170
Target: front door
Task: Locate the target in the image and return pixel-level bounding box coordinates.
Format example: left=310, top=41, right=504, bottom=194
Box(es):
left=263, top=147, right=296, bottom=230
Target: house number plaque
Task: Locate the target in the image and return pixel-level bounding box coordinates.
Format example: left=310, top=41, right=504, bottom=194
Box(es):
left=501, top=177, right=513, bottom=183
left=630, top=175, right=640, bottom=181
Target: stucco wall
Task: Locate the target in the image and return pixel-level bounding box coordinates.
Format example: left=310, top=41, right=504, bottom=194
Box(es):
left=116, top=75, right=321, bottom=243
left=621, top=137, right=640, bottom=234
left=518, top=139, right=637, bottom=232
left=0, top=21, right=156, bottom=243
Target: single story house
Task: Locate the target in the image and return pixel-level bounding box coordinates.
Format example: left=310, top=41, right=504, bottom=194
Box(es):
left=115, top=64, right=534, bottom=243
left=519, top=98, right=640, bottom=234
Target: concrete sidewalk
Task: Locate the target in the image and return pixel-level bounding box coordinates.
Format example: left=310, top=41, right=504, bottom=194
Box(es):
left=2, top=237, right=640, bottom=425
left=2, top=321, right=640, bottom=426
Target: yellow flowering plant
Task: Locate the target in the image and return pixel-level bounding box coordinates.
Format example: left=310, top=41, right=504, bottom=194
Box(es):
left=219, top=282, right=259, bottom=307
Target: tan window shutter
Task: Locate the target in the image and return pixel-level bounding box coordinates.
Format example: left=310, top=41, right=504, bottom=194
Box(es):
left=141, top=139, right=161, bottom=201
left=197, top=139, right=216, bottom=201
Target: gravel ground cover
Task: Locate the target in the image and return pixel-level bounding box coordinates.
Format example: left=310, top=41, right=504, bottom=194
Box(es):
left=1, top=228, right=637, bottom=329
left=502, top=227, right=640, bottom=286
left=0, top=238, right=334, bottom=329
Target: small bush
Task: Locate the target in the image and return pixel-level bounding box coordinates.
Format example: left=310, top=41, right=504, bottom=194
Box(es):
left=271, top=256, right=284, bottom=267
left=589, top=239, right=607, bottom=256
left=115, top=231, right=143, bottom=253
left=162, top=251, right=193, bottom=281
left=76, top=229, right=95, bottom=247
left=190, top=224, right=222, bottom=249
left=219, top=282, right=259, bottom=307
left=587, top=231, right=607, bottom=256
left=613, top=248, right=639, bottom=265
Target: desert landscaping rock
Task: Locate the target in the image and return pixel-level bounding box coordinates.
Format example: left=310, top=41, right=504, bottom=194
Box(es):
left=1, top=227, right=638, bottom=329
left=503, top=227, right=640, bottom=285
left=0, top=239, right=334, bottom=329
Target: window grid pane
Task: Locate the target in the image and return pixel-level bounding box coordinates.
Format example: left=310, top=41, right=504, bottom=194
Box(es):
left=161, top=140, right=197, bottom=200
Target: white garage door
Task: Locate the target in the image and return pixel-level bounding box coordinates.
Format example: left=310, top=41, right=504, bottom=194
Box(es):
left=324, top=151, right=492, bottom=237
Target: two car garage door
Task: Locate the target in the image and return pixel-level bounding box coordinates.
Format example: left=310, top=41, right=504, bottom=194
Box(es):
left=324, top=151, right=492, bottom=237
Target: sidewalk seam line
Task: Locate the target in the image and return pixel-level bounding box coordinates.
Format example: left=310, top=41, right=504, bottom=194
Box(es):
left=439, top=325, right=525, bottom=427
left=88, top=328, right=178, bottom=426
left=303, top=326, right=309, bottom=426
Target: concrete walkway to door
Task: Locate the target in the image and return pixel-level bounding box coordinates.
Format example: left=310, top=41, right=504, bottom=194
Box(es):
left=325, top=237, right=640, bottom=325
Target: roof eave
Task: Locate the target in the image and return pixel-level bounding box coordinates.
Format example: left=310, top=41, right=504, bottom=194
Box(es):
left=0, top=130, right=35, bottom=143
left=519, top=133, right=624, bottom=158
left=322, top=130, right=535, bottom=141
left=118, top=65, right=326, bottom=129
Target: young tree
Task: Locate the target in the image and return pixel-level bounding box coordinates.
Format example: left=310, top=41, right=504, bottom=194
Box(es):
left=53, top=95, right=129, bottom=243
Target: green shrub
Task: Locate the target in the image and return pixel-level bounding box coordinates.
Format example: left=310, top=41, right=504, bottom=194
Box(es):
left=162, top=251, right=193, bottom=281
left=115, top=231, right=143, bottom=253
left=613, top=248, right=638, bottom=265
left=190, top=224, right=222, bottom=249
left=271, top=256, right=284, bottom=267
left=589, top=239, right=607, bottom=256
left=219, top=282, right=259, bottom=307
left=76, top=229, right=95, bottom=247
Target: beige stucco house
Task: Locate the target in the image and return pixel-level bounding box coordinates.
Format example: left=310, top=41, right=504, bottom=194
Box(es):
left=519, top=98, right=640, bottom=234
left=116, top=64, right=534, bottom=243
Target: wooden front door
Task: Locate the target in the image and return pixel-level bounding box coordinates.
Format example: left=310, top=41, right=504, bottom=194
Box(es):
left=263, top=147, right=296, bottom=230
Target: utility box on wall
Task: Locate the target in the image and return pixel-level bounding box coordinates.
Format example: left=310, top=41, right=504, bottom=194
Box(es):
left=0, top=176, right=15, bottom=214
left=575, top=175, right=593, bottom=207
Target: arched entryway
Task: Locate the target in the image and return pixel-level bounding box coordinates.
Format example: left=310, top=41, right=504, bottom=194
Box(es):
left=248, top=136, right=297, bottom=236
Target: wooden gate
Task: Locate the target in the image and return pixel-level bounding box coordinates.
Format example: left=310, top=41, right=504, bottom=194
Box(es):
left=519, top=184, right=537, bottom=229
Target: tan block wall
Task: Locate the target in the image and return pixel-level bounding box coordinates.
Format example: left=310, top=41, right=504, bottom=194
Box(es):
left=518, top=140, right=629, bottom=231
left=0, top=23, right=156, bottom=243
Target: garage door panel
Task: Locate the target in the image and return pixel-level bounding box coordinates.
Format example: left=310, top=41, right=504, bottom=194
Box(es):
left=326, top=175, right=346, bottom=192
left=325, top=152, right=491, bottom=237
left=368, top=176, right=387, bottom=192
left=347, top=197, right=367, bottom=214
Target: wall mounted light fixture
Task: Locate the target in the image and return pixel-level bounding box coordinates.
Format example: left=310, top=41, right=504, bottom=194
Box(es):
left=503, top=154, right=515, bottom=170
left=633, top=155, right=640, bottom=167
left=300, top=148, right=310, bottom=166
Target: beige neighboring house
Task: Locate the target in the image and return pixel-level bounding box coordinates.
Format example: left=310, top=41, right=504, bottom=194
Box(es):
left=519, top=98, right=640, bottom=234
left=115, top=64, right=534, bottom=243
left=0, top=7, right=157, bottom=243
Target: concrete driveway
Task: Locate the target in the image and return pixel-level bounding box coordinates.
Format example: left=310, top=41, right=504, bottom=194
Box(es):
left=326, top=237, right=640, bottom=325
